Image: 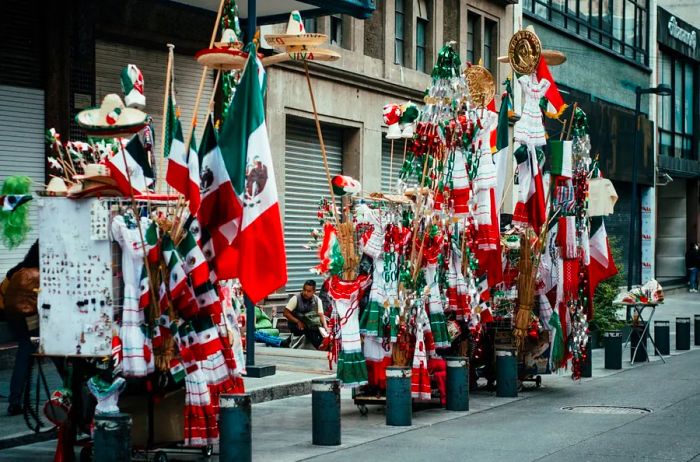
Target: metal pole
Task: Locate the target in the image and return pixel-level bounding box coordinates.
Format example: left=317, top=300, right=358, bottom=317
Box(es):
left=247, top=0, right=256, bottom=44
left=627, top=88, right=642, bottom=291
left=245, top=296, right=255, bottom=367
left=312, top=378, right=341, bottom=445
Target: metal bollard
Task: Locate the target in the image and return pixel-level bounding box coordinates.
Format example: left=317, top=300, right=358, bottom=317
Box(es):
left=93, top=413, right=132, bottom=462
left=581, top=338, right=592, bottom=378
left=312, top=378, right=341, bottom=446
left=445, top=357, right=469, bottom=411
left=385, top=366, right=412, bottom=426
left=654, top=320, right=670, bottom=355
left=676, top=317, right=691, bottom=351
left=603, top=331, right=622, bottom=370
left=695, top=315, right=700, bottom=346
left=630, top=321, right=648, bottom=362
left=496, top=349, right=518, bottom=398
left=220, top=393, right=252, bottom=462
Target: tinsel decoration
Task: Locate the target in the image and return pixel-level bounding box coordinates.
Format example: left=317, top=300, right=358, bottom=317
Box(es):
left=571, top=107, right=591, bottom=159
left=0, top=176, right=32, bottom=249
left=220, top=0, right=242, bottom=120
left=431, top=42, right=461, bottom=81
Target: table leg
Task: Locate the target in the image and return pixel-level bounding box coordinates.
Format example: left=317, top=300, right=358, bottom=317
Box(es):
left=644, top=308, right=667, bottom=364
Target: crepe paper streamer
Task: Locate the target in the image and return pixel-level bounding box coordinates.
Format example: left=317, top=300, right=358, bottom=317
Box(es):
left=0, top=176, right=32, bottom=249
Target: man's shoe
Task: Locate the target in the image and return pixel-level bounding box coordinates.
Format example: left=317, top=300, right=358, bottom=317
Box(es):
left=7, top=404, right=22, bottom=416
left=280, top=335, right=292, bottom=348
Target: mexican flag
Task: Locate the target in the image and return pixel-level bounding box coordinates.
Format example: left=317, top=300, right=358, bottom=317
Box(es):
left=166, top=119, right=201, bottom=215
left=218, top=44, right=287, bottom=303
left=177, top=229, right=209, bottom=288
left=145, top=221, right=160, bottom=264
left=197, top=115, right=241, bottom=280
left=108, top=136, right=153, bottom=194
left=587, top=217, right=618, bottom=318
left=512, top=145, right=547, bottom=235
left=536, top=57, right=568, bottom=119
left=162, top=236, right=188, bottom=299
left=493, top=89, right=512, bottom=222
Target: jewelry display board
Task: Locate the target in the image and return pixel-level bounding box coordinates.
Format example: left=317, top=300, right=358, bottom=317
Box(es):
left=38, top=197, right=115, bottom=356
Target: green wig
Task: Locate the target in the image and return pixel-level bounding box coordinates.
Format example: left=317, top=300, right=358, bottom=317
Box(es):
left=0, top=176, right=32, bottom=249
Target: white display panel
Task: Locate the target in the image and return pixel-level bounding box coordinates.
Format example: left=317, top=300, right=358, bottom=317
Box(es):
left=38, top=197, right=115, bottom=356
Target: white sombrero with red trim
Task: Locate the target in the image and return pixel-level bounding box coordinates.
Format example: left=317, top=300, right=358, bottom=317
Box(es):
left=76, top=94, right=148, bottom=137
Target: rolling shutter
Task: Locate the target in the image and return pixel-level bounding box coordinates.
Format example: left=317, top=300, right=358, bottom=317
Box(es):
left=95, top=41, right=215, bottom=186
left=284, top=118, right=343, bottom=291
left=656, top=178, right=687, bottom=282
left=0, top=85, right=44, bottom=275
left=381, top=136, right=403, bottom=193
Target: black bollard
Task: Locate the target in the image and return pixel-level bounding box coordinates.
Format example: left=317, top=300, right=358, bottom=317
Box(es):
left=654, top=320, right=670, bottom=355
left=385, top=366, right=412, bottom=426
left=312, top=378, right=341, bottom=446
left=676, top=317, right=691, bottom=351
left=220, top=393, right=252, bottom=462
left=445, top=357, right=469, bottom=411
left=496, top=349, right=518, bottom=397
left=604, top=331, right=622, bottom=370
left=695, top=315, right=700, bottom=346
left=581, top=338, right=592, bottom=378
left=630, top=321, right=648, bottom=362
left=93, top=413, right=132, bottom=462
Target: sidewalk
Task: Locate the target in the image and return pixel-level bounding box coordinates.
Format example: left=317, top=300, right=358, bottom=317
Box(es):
left=0, top=290, right=698, bottom=456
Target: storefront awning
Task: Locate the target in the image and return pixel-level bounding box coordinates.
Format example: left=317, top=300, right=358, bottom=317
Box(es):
left=172, top=0, right=377, bottom=21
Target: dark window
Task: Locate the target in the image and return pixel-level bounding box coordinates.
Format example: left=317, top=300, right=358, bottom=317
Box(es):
left=303, top=18, right=317, bottom=33
left=484, top=19, right=497, bottom=73
left=658, top=50, right=697, bottom=160
left=522, top=0, right=648, bottom=65
left=466, top=13, right=478, bottom=64
left=395, top=0, right=405, bottom=65
left=416, top=18, right=428, bottom=72
left=330, top=15, right=343, bottom=46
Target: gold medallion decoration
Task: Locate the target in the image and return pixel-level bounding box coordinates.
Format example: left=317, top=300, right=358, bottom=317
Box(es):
left=508, top=30, right=542, bottom=75
left=464, top=65, right=495, bottom=108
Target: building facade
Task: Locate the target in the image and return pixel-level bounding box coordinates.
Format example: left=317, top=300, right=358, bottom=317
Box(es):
left=522, top=0, right=655, bottom=283
left=653, top=6, right=700, bottom=285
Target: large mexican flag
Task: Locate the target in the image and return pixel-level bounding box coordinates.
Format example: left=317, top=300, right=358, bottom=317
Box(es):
left=218, top=43, right=287, bottom=303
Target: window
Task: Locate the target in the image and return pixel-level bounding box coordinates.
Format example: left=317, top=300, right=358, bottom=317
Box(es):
left=395, top=0, right=405, bottom=65
left=303, top=18, right=317, bottom=33
left=416, top=18, right=428, bottom=72
left=466, top=13, right=478, bottom=64
left=484, top=19, right=497, bottom=73
left=330, top=15, right=343, bottom=46
left=522, top=0, right=649, bottom=65
left=658, top=50, right=697, bottom=160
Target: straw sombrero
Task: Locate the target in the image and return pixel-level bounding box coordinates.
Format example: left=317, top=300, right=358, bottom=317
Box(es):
left=264, top=11, right=328, bottom=49
left=76, top=94, right=148, bottom=136
left=196, top=27, right=249, bottom=70
left=262, top=46, right=340, bottom=66
left=497, top=50, right=566, bottom=67
left=73, top=164, right=117, bottom=186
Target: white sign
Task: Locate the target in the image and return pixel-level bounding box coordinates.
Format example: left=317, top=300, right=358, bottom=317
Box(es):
left=38, top=198, right=114, bottom=356
left=669, top=16, right=697, bottom=51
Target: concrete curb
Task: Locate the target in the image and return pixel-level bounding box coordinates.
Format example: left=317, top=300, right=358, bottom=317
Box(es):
left=0, top=428, right=56, bottom=451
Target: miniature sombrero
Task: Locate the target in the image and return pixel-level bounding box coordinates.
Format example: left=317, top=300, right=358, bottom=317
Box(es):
left=196, top=26, right=248, bottom=70
left=264, top=10, right=327, bottom=49
left=261, top=47, right=340, bottom=66
left=73, top=163, right=117, bottom=186
left=76, top=94, right=148, bottom=137
left=44, top=177, right=68, bottom=197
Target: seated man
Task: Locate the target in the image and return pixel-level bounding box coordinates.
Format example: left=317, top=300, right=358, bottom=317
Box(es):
left=283, top=280, right=328, bottom=349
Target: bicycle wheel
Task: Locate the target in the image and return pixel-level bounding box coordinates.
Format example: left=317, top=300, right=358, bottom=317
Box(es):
left=23, top=356, right=57, bottom=433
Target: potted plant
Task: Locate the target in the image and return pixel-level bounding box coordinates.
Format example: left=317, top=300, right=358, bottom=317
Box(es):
left=589, top=237, right=625, bottom=348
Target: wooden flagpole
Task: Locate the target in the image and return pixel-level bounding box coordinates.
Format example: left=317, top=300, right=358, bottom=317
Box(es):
left=158, top=43, right=175, bottom=193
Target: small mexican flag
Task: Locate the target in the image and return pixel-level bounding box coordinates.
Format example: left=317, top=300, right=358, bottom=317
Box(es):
left=587, top=217, right=618, bottom=318
left=169, top=358, right=186, bottom=383
left=218, top=44, right=287, bottom=303
left=162, top=236, right=188, bottom=299
left=177, top=229, right=209, bottom=288
left=166, top=119, right=201, bottom=215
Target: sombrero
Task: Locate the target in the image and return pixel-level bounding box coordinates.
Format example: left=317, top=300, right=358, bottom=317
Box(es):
left=196, top=27, right=249, bottom=70
left=264, top=11, right=328, bottom=49
left=76, top=94, right=148, bottom=137
left=44, top=177, right=68, bottom=197
left=73, top=164, right=117, bottom=187
left=262, top=45, right=341, bottom=66
left=68, top=182, right=121, bottom=198
left=497, top=50, right=566, bottom=66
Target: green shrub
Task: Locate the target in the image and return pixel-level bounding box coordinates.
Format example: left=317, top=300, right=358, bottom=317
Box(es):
left=590, top=236, right=625, bottom=332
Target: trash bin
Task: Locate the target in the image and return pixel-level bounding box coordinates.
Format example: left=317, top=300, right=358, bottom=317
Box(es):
left=603, top=331, right=622, bottom=370
left=653, top=320, right=670, bottom=355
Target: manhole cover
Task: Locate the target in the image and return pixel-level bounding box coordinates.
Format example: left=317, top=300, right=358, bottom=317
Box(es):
left=561, top=406, right=652, bottom=415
